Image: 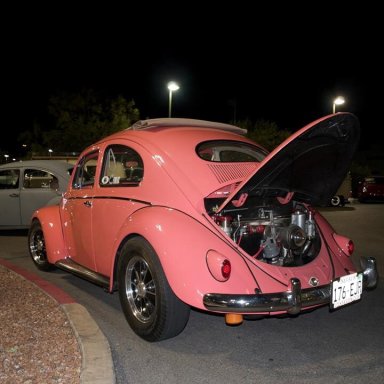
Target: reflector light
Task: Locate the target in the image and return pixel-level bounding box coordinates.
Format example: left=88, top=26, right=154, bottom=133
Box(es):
left=347, top=240, right=354, bottom=255
left=221, top=259, right=231, bottom=279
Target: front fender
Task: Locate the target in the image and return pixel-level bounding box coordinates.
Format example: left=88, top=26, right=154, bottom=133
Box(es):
left=115, top=206, right=258, bottom=310
left=31, top=206, right=67, bottom=263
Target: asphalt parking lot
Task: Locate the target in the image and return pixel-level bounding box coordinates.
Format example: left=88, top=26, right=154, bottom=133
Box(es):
left=1, top=202, right=383, bottom=384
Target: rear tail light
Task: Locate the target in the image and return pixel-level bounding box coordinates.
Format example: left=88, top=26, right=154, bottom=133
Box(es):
left=206, top=250, right=231, bottom=281
left=221, top=259, right=231, bottom=279
left=333, top=234, right=354, bottom=256
left=347, top=240, right=354, bottom=255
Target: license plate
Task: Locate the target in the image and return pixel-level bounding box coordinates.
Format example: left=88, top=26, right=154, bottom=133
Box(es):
left=331, top=273, right=363, bottom=309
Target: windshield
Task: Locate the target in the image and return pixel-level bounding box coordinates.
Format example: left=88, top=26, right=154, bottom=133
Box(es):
left=197, top=140, right=267, bottom=162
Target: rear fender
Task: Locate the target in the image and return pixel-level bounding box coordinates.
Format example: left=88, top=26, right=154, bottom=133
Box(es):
left=31, top=206, right=68, bottom=264
left=315, top=211, right=356, bottom=275
left=113, top=206, right=257, bottom=310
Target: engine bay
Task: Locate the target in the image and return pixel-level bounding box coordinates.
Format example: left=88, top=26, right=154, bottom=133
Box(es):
left=208, top=196, right=321, bottom=267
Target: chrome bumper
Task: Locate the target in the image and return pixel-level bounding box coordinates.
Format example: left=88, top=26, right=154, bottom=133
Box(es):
left=203, top=257, right=378, bottom=315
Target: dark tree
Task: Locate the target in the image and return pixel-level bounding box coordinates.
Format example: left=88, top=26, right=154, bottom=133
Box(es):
left=236, top=118, right=291, bottom=151
left=21, top=89, right=140, bottom=155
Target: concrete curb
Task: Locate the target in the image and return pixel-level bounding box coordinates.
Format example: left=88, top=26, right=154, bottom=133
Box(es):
left=63, top=303, right=116, bottom=384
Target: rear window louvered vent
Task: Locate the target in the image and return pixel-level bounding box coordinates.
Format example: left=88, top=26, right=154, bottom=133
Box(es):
left=207, top=163, right=257, bottom=183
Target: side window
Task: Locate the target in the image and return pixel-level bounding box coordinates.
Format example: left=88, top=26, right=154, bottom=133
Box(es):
left=0, top=169, right=20, bottom=189
left=73, top=151, right=99, bottom=189
left=23, top=169, right=58, bottom=189
left=100, top=145, right=144, bottom=187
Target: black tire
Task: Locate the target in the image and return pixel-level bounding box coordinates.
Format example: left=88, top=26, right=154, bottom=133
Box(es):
left=28, top=220, right=54, bottom=271
left=118, top=237, right=190, bottom=342
left=330, top=195, right=341, bottom=207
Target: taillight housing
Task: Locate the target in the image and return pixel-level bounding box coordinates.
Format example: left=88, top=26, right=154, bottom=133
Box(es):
left=333, top=233, right=354, bottom=256
left=206, top=250, right=231, bottom=281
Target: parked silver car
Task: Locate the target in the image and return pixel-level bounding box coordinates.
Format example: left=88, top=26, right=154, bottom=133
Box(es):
left=0, top=160, right=73, bottom=229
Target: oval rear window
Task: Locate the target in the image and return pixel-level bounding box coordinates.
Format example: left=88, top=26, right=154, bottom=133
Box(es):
left=197, top=140, right=267, bottom=162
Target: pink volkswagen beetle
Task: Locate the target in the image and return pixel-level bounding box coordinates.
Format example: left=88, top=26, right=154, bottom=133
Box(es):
left=28, top=113, right=377, bottom=341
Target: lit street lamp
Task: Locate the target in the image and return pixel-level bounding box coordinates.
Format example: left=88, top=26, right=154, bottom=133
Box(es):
left=332, top=96, right=345, bottom=114
left=167, top=81, right=179, bottom=117
left=48, top=149, right=53, bottom=157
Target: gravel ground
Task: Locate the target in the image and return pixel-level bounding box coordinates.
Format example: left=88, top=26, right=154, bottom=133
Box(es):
left=0, top=265, right=81, bottom=384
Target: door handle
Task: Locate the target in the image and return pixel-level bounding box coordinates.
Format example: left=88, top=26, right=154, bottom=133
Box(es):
left=84, top=200, right=92, bottom=207
left=9, top=193, right=19, bottom=197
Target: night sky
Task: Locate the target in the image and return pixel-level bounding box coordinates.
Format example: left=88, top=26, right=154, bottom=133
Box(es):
left=7, top=7, right=382, bottom=158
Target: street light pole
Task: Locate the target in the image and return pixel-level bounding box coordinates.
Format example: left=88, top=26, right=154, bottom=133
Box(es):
left=333, top=96, right=345, bottom=114
left=168, top=89, right=173, bottom=117
left=167, top=81, right=179, bottom=117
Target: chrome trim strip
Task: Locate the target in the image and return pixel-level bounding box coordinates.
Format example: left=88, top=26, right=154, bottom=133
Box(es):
left=56, top=258, right=110, bottom=288
left=203, top=257, right=378, bottom=314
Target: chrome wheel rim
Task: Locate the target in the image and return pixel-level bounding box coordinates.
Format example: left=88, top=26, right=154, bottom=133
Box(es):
left=331, top=196, right=341, bottom=206
left=29, top=228, right=47, bottom=265
left=125, top=256, right=156, bottom=323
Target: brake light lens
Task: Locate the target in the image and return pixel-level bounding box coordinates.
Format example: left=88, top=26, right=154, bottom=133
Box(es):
left=221, top=259, right=231, bottom=279
left=347, top=240, right=354, bottom=255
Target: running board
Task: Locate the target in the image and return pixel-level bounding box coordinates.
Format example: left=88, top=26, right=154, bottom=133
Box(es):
left=55, top=258, right=110, bottom=289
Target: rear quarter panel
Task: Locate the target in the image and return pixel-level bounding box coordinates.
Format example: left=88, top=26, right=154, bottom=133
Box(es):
left=115, top=206, right=259, bottom=310
left=314, top=211, right=356, bottom=275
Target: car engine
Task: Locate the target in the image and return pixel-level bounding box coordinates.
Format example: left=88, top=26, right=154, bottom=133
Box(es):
left=211, top=200, right=321, bottom=267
